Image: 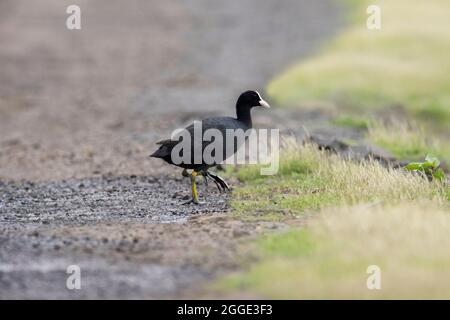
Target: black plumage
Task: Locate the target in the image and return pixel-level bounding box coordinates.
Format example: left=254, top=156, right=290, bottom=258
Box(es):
left=150, top=90, right=270, bottom=204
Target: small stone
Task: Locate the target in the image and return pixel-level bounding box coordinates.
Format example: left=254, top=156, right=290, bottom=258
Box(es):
left=232, top=229, right=250, bottom=238
left=309, top=135, right=349, bottom=153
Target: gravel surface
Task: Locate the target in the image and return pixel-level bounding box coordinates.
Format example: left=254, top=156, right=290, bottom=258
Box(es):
left=0, top=0, right=341, bottom=298
left=0, top=175, right=229, bottom=225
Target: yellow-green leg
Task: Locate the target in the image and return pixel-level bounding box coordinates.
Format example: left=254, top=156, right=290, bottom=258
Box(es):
left=191, top=171, right=200, bottom=204
left=183, top=170, right=204, bottom=205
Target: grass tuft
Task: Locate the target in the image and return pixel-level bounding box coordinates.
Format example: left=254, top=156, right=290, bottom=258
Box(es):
left=332, top=116, right=369, bottom=130
left=367, top=122, right=450, bottom=161
left=231, top=140, right=446, bottom=219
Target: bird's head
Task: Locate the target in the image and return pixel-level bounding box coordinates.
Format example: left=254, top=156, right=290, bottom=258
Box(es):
left=237, top=90, right=270, bottom=109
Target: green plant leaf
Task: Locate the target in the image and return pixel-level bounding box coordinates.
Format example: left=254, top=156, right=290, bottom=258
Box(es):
left=420, top=162, right=435, bottom=169
left=405, top=162, right=423, bottom=171
left=425, top=154, right=440, bottom=168
left=433, top=168, right=446, bottom=181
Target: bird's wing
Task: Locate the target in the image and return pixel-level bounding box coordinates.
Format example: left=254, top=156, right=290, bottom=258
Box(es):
left=156, top=139, right=173, bottom=145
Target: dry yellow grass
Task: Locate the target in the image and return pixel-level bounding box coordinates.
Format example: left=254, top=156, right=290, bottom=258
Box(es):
left=221, top=140, right=449, bottom=298
left=232, top=140, right=446, bottom=216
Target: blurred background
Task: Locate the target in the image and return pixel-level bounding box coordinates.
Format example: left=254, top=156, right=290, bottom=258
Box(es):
left=0, top=0, right=339, bottom=181
left=1, top=0, right=449, bottom=299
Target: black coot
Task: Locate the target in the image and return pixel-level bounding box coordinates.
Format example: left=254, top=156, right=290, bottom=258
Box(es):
left=151, top=90, right=270, bottom=204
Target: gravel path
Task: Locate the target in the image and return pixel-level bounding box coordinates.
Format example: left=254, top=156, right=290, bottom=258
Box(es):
left=0, top=0, right=341, bottom=298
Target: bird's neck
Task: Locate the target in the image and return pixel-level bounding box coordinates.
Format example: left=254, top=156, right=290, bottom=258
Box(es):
left=236, top=104, right=252, bottom=128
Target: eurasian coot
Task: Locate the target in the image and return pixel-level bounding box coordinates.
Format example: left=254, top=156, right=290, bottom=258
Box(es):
left=150, top=90, right=270, bottom=204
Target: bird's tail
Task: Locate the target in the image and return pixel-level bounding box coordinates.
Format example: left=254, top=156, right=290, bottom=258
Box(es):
left=149, top=146, right=169, bottom=158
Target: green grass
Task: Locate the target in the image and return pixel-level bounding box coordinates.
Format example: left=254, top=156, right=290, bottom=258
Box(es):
left=215, top=140, right=449, bottom=298
left=329, top=117, right=450, bottom=162
left=219, top=203, right=450, bottom=299
left=332, top=116, right=369, bottom=130
left=230, top=141, right=446, bottom=220
left=267, top=0, right=450, bottom=129
left=367, top=122, right=450, bottom=161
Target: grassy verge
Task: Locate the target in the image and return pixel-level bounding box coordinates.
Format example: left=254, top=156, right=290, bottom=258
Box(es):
left=231, top=140, right=446, bottom=220
left=267, top=0, right=450, bottom=129
left=368, top=122, right=450, bottom=161
left=216, top=141, right=449, bottom=298
left=328, top=117, right=450, bottom=162
left=220, top=203, right=450, bottom=299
